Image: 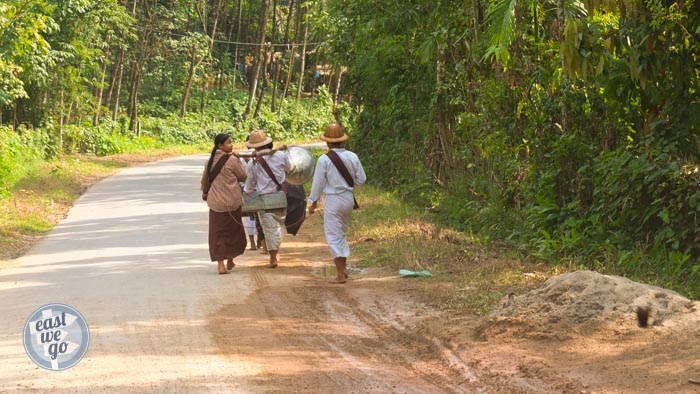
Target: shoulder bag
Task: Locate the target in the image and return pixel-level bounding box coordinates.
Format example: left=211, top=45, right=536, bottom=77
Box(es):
left=241, top=156, right=288, bottom=213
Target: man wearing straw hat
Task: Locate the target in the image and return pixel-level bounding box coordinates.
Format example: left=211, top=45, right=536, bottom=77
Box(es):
left=244, top=130, right=293, bottom=268
left=308, top=124, right=367, bottom=284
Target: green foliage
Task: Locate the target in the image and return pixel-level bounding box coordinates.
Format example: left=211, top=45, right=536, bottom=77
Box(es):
left=60, top=124, right=116, bottom=155
left=3, top=0, right=700, bottom=297
left=323, top=0, right=700, bottom=297
left=229, top=93, right=334, bottom=143
left=0, top=0, right=56, bottom=104
left=0, top=126, right=48, bottom=197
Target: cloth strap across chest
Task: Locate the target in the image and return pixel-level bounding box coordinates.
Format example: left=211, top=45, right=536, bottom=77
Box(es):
left=325, top=150, right=359, bottom=210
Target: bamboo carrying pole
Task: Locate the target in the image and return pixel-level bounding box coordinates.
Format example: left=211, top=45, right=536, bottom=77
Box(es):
left=235, top=144, right=288, bottom=158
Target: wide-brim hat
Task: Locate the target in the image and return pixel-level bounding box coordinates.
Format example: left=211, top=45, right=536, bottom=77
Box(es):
left=321, top=124, right=349, bottom=142
left=246, top=129, right=273, bottom=148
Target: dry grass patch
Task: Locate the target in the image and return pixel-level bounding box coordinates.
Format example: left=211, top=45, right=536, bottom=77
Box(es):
left=350, top=188, right=573, bottom=314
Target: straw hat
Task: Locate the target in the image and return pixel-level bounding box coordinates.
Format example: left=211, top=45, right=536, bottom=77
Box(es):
left=320, top=124, right=348, bottom=142
left=246, top=130, right=273, bottom=148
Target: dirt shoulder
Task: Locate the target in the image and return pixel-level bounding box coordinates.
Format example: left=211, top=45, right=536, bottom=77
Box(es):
left=210, top=210, right=700, bottom=393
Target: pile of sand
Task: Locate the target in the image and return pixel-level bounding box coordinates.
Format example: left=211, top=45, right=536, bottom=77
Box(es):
left=477, top=270, right=697, bottom=340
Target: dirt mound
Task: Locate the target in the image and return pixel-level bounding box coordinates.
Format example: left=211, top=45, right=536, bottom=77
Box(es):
left=476, top=270, right=696, bottom=340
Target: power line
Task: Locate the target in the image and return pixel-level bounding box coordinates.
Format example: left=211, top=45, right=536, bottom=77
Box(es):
left=136, top=25, right=325, bottom=47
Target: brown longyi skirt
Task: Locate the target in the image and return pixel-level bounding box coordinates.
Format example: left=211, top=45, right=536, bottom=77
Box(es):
left=209, top=208, right=247, bottom=262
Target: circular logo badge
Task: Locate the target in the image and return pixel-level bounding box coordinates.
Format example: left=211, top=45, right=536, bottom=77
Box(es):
left=23, top=303, right=90, bottom=371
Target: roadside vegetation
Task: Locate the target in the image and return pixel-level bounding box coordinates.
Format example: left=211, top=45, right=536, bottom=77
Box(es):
left=2, top=1, right=700, bottom=303
left=0, top=89, right=334, bottom=263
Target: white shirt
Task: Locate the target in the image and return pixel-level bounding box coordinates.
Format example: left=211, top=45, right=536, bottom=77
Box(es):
left=244, top=150, right=294, bottom=195
left=308, top=148, right=366, bottom=203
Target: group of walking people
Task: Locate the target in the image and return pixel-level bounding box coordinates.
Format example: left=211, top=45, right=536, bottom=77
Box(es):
left=200, top=124, right=366, bottom=284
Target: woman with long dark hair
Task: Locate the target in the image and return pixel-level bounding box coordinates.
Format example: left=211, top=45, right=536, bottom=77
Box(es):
left=201, top=133, right=248, bottom=274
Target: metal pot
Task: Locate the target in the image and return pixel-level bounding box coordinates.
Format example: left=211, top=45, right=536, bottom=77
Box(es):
left=285, top=146, right=315, bottom=185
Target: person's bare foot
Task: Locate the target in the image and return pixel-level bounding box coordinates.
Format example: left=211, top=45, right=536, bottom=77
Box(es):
left=218, top=261, right=229, bottom=275
left=329, top=276, right=346, bottom=284
left=226, top=259, right=235, bottom=270
left=266, top=261, right=278, bottom=268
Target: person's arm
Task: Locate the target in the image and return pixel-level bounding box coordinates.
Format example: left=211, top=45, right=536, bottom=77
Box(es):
left=201, top=161, right=210, bottom=200
left=231, top=156, right=247, bottom=182
left=307, top=157, right=328, bottom=214
left=201, top=164, right=208, bottom=192
left=308, top=200, right=318, bottom=214
left=352, top=153, right=367, bottom=186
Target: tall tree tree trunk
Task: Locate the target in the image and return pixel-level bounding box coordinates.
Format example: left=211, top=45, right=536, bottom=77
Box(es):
left=278, top=0, right=301, bottom=115
left=127, top=60, right=142, bottom=133
left=59, top=90, right=64, bottom=153
left=278, top=45, right=295, bottom=115
left=435, top=45, right=454, bottom=185
left=231, top=0, right=244, bottom=94
left=333, top=66, right=343, bottom=104
left=181, top=44, right=198, bottom=117
left=254, top=45, right=272, bottom=118
left=219, top=0, right=234, bottom=90
left=558, top=0, right=571, bottom=131
left=270, top=58, right=282, bottom=112
left=244, top=0, right=270, bottom=119
left=295, top=2, right=309, bottom=100
left=200, top=0, right=225, bottom=115
left=271, top=0, right=294, bottom=112
left=112, top=61, right=124, bottom=121
left=93, top=58, right=108, bottom=125
left=106, top=50, right=123, bottom=110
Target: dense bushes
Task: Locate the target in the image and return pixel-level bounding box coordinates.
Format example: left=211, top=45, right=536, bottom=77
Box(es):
left=0, top=126, right=48, bottom=197
left=326, top=0, right=700, bottom=296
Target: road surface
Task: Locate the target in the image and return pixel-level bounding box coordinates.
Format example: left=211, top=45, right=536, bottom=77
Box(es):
left=0, top=155, right=475, bottom=393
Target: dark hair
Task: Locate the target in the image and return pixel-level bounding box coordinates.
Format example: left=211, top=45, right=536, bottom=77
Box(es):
left=207, top=133, right=230, bottom=174
left=327, top=141, right=343, bottom=149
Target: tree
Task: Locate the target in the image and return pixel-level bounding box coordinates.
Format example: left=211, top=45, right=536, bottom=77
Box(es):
left=244, top=0, right=270, bottom=118
left=0, top=0, right=55, bottom=125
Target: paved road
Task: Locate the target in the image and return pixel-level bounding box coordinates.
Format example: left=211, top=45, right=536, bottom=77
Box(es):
left=0, top=155, right=260, bottom=393
left=0, top=148, right=476, bottom=394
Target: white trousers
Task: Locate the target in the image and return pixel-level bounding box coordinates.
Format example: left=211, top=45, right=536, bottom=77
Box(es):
left=259, top=210, right=285, bottom=251
left=323, top=192, right=354, bottom=258
left=242, top=216, right=256, bottom=236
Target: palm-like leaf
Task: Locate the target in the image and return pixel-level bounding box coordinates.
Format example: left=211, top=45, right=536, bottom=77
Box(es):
left=483, top=0, right=588, bottom=66
left=482, top=0, right=517, bottom=64
left=561, top=0, right=588, bottom=20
